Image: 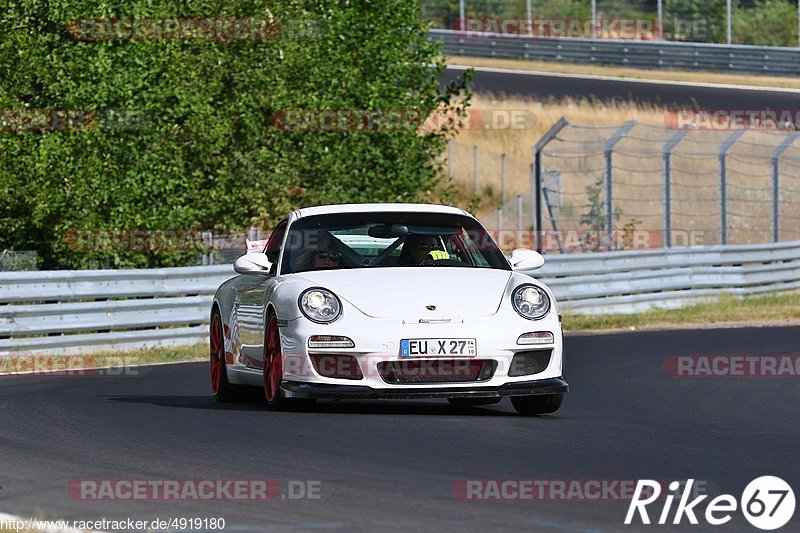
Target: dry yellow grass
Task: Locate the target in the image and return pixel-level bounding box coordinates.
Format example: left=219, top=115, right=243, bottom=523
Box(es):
left=446, top=93, right=668, bottom=219
left=454, top=93, right=667, bottom=161
left=0, top=345, right=206, bottom=375
left=448, top=56, right=800, bottom=91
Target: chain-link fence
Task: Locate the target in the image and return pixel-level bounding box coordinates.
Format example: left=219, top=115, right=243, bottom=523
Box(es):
left=0, top=250, right=38, bottom=271
left=448, top=120, right=800, bottom=253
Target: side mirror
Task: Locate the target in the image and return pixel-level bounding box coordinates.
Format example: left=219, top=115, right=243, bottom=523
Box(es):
left=233, top=252, right=273, bottom=274
left=510, top=248, right=545, bottom=270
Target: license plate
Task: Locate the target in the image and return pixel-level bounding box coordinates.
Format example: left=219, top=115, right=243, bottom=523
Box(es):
left=400, top=338, right=476, bottom=357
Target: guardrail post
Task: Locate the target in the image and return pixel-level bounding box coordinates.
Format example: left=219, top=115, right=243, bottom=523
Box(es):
left=770, top=132, right=799, bottom=242
left=662, top=128, right=691, bottom=248
left=473, top=145, right=479, bottom=193
left=532, top=117, right=569, bottom=253
left=604, top=121, right=637, bottom=250
left=718, top=129, right=746, bottom=245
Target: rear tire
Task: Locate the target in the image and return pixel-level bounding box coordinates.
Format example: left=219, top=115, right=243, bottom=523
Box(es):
left=210, top=311, right=241, bottom=402
left=447, top=397, right=502, bottom=408
left=511, top=393, right=563, bottom=415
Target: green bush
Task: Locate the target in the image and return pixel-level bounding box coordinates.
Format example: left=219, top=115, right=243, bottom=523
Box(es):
left=732, top=0, right=798, bottom=46
left=0, top=1, right=469, bottom=269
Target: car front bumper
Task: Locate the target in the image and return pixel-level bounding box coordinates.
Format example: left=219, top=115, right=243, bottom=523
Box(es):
left=282, top=376, right=568, bottom=400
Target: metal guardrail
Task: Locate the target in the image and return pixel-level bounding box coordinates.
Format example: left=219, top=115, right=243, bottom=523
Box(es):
left=532, top=240, right=800, bottom=313
left=0, top=265, right=233, bottom=355
left=429, top=29, right=800, bottom=76
left=1, top=241, right=798, bottom=355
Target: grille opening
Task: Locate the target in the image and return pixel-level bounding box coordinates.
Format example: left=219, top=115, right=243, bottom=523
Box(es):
left=310, top=354, right=363, bottom=380
left=509, top=350, right=552, bottom=377
left=378, top=359, right=496, bottom=384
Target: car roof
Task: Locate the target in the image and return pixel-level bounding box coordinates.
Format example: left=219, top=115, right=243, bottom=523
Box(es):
left=293, top=203, right=471, bottom=219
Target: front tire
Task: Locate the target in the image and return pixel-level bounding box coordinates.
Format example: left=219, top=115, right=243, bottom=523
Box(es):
left=263, top=314, right=287, bottom=409
left=511, top=393, right=563, bottom=415
left=263, top=314, right=315, bottom=411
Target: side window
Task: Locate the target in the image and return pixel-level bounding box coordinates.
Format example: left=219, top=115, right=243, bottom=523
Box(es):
left=264, top=219, right=288, bottom=274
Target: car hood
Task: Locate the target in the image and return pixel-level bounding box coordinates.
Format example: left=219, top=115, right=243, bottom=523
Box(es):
left=295, top=268, right=512, bottom=319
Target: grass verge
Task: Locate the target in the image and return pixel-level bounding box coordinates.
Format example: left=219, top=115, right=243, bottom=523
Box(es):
left=563, top=292, right=800, bottom=332
left=448, top=56, right=800, bottom=90
left=0, top=345, right=206, bottom=375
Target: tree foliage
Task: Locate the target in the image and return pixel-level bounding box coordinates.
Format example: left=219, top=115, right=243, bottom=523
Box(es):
left=731, top=0, right=798, bottom=46
left=0, top=1, right=470, bottom=269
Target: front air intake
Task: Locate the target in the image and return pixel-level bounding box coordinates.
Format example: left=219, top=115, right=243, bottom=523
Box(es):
left=377, top=359, right=496, bottom=384
left=310, top=354, right=363, bottom=380
left=508, top=350, right=552, bottom=377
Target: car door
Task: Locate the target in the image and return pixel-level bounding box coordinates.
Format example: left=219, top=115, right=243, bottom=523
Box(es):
left=234, top=218, right=288, bottom=370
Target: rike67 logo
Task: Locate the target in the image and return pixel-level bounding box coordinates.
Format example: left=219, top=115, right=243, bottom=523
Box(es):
left=626, top=477, right=795, bottom=530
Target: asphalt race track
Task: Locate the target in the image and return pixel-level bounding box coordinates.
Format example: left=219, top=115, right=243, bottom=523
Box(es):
left=441, top=66, right=800, bottom=108
left=1, top=326, right=798, bottom=532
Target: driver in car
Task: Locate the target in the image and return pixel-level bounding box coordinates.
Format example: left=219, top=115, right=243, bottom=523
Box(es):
left=294, top=231, right=342, bottom=271
left=398, top=235, right=451, bottom=266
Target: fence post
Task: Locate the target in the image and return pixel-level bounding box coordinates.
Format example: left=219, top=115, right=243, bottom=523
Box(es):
left=447, top=140, right=453, bottom=180
left=532, top=117, right=569, bottom=253
left=501, top=154, right=507, bottom=205
left=718, top=129, right=746, bottom=245
left=770, top=132, right=799, bottom=243
left=473, top=145, right=479, bottom=193
left=497, top=207, right=503, bottom=234
left=604, top=121, right=637, bottom=250
left=662, top=128, right=690, bottom=248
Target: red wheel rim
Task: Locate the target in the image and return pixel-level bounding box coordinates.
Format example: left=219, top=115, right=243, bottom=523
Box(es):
left=210, top=314, right=224, bottom=394
left=264, top=317, right=282, bottom=402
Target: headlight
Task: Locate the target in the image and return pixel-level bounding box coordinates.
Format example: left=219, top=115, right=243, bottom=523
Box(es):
left=299, top=288, right=342, bottom=323
left=511, top=284, right=550, bottom=320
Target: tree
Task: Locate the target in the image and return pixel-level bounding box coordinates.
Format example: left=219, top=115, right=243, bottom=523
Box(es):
left=731, top=0, right=798, bottom=46
left=0, top=1, right=470, bottom=269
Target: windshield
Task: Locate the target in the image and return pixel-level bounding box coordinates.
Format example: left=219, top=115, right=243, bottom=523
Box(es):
left=281, top=212, right=510, bottom=274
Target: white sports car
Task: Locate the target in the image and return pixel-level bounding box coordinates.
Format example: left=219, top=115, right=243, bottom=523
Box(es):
left=210, top=203, right=567, bottom=415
